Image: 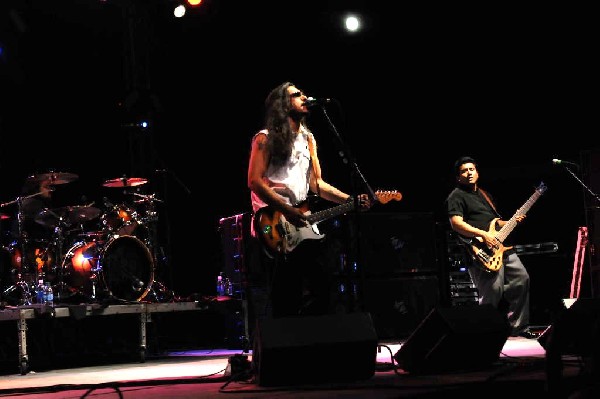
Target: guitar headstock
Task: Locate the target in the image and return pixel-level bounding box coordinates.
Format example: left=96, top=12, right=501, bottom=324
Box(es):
left=375, top=190, right=402, bottom=204
left=536, top=182, right=548, bottom=194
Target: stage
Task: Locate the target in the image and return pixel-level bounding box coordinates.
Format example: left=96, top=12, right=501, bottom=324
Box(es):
left=1, top=295, right=598, bottom=399
left=0, top=335, right=593, bottom=399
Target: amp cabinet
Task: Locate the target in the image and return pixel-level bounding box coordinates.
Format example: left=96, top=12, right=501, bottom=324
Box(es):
left=356, top=212, right=441, bottom=276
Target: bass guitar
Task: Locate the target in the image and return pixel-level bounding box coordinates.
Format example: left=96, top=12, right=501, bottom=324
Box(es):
left=458, top=182, right=547, bottom=272
left=255, top=190, right=402, bottom=258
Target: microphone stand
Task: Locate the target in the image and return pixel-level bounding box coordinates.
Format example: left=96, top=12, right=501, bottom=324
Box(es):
left=313, top=103, right=376, bottom=313
left=560, top=164, right=600, bottom=298
left=154, top=158, right=192, bottom=300
left=562, top=166, right=600, bottom=205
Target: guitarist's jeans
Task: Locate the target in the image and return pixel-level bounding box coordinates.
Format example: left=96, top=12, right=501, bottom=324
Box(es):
left=467, top=252, right=531, bottom=336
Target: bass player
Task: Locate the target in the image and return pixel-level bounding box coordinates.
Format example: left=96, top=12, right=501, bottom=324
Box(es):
left=445, top=156, right=537, bottom=339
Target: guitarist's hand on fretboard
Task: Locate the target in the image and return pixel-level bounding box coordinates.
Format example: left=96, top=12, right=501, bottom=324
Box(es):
left=358, top=194, right=372, bottom=210
left=283, top=205, right=308, bottom=228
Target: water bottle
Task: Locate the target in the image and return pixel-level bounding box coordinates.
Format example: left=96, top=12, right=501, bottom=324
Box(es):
left=44, top=282, right=54, bottom=307
left=35, top=279, right=45, bottom=304
left=216, top=273, right=225, bottom=296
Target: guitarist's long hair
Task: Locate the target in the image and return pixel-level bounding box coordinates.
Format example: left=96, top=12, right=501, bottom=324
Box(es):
left=264, top=81, right=309, bottom=167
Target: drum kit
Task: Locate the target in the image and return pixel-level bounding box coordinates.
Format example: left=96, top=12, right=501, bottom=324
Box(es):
left=0, top=171, right=171, bottom=306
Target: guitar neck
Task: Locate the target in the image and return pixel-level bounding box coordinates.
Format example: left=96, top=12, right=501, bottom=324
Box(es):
left=306, top=201, right=355, bottom=225
left=303, top=190, right=402, bottom=226
left=496, top=188, right=544, bottom=242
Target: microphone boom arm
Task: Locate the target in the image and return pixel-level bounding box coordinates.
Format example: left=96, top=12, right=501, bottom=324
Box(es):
left=563, top=165, right=600, bottom=204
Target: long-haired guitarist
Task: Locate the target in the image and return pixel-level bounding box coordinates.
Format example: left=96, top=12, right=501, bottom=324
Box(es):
left=247, top=82, right=372, bottom=324
left=445, top=156, right=536, bottom=339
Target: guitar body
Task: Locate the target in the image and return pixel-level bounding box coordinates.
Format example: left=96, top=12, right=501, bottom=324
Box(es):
left=464, top=218, right=513, bottom=273
left=254, top=202, right=323, bottom=257
left=254, top=190, right=402, bottom=258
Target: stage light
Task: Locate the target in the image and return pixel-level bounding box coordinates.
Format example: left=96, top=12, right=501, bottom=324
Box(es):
left=174, top=4, right=186, bottom=18
left=187, top=0, right=203, bottom=6
left=344, top=14, right=361, bottom=33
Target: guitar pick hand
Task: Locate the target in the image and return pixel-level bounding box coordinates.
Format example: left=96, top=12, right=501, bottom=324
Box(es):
left=283, top=206, right=308, bottom=228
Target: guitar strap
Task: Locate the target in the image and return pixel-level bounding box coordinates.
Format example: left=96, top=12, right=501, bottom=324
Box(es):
left=478, top=188, right=501, bottom=217
left=307, top=134, right=321, bottom=198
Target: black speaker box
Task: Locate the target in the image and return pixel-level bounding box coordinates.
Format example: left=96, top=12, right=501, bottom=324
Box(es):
left=362, top=276, right=440, bottom=339
left=253, top=312, right=378, bottom=386
left=358, top=212, right=439, bottom=275
left=393, top=305, right=510, bottom=374
left=538, top=298, right=600, bottom=355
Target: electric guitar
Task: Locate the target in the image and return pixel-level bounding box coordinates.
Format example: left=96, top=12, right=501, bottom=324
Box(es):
left=254, top=190, right=402, bottom=258
left=458, top=182, right=547, bottom=273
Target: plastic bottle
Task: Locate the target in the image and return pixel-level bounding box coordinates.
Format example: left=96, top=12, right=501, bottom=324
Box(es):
left=44, top=282, right=54, bottom=307
left=216, top=273, right=225, bottom=296
left=35, top=279, right=45, bottom=304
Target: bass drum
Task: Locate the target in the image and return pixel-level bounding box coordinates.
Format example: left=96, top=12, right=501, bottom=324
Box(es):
left=61, top=240, right=100, bottom=297
left=99, top=235, right=154, bottom=302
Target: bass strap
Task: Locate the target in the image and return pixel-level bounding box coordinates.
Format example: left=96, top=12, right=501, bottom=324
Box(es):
left=478, top=188, right=501, bottom=217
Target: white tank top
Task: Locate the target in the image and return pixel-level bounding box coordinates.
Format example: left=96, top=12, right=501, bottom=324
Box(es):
left=250, top=127, right=313, bottom=236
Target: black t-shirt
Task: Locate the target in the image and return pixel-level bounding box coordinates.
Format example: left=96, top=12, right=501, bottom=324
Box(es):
left=446, top=185, right=499, bottom=232
left=445, top=185, right=516, bottom=254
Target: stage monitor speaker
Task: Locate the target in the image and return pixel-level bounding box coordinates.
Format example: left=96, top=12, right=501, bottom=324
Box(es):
left=393, top=305, right=510, bottom=374
left=538, top=297, right=600, bottom=355
left=253, top=312, right=378, bottom=386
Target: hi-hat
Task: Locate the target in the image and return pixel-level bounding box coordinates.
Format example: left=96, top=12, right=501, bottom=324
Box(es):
left=103, top=177, right=148, bottom=188
left=35, top=206, right=102, bottom=228
left=27, top=171, right=79, bottom=185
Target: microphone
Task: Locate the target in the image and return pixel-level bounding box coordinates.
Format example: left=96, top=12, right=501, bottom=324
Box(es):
left=552, top=159, right=579, bottom=168
left=304, top=97, right=332, bottom=107
left=121, top=121, right=149, bottom=128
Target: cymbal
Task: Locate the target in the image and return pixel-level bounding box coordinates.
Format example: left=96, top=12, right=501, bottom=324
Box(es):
left=103, top=177, right=148, bottom=188
left=35, top=206, right=102, bottom=227
left=27, top=171, right=79, bottom=185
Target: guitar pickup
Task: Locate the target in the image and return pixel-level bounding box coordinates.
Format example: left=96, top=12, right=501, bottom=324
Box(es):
left=475, top=249, right=490, bottom=263
left=262, top=224, right=273, bottom=239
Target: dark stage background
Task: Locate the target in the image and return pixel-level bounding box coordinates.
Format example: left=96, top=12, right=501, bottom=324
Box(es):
left=1, top=2, right=597, bottom=325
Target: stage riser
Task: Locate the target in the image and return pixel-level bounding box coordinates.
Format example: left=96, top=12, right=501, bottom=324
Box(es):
left=0, top=306, right=234, bottom=373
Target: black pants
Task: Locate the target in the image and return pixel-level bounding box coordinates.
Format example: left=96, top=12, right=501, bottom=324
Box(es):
left=244, top=235, right=337, bottom=336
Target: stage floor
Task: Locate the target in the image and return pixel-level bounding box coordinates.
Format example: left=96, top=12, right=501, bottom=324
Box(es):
left=0, top=335, right=593, bottom=399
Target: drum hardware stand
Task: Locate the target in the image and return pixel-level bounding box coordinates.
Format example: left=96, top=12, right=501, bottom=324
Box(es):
left=130, top=192, right=176, bottom=302
left=47, top=212, right=70, bottom=304
left=0, top=192, right=47, bottom=305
